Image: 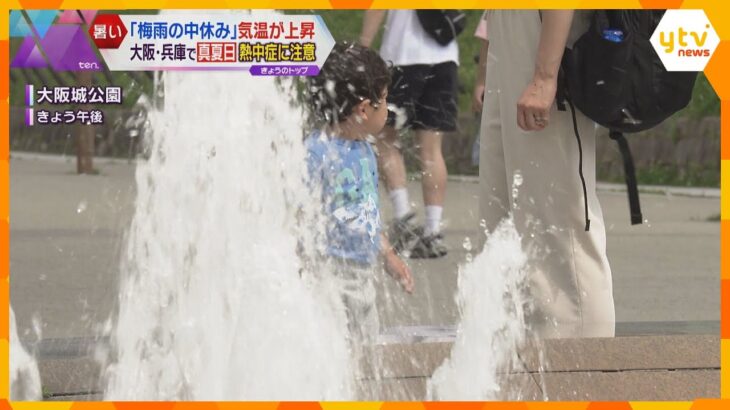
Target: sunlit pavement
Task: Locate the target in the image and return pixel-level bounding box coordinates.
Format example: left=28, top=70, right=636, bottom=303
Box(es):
left=10, top=153, right=720, bottom=342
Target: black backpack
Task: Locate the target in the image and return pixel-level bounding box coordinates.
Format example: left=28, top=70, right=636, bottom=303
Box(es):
left=416, top=10, right=467, bottom=46
left=558, top=10, right=698, bottom=230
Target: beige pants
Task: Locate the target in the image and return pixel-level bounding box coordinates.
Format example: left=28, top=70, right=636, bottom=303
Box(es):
left=479, top=10, right=615, bottom=338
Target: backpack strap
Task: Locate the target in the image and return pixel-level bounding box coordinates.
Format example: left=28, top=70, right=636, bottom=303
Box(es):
left=609, top=130, right=643, bottom=225
left=553, top=10, right=644, bottom=227
left=566, top=98, right=591, bottom=231
left=540, top=12, right=588, bottom=230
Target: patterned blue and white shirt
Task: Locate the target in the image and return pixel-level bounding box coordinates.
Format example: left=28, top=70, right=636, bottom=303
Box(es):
left=305, top=130, right=381, bottom=265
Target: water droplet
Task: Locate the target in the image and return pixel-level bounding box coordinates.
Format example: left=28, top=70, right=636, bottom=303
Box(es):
left=462, top=237, right=472, bottom=252
left=388, top=104, right=408, bottom=129
left=324, top=80, right=336, bottom=98
left=465, top=253, right=473, bottom=263
left=31, top=314, right=42, bottom=341
left=103, top=318, right=113, bottom=334
left=513, top=170, right=523, bottom=187
left=77, top=200, right=87, bottom=214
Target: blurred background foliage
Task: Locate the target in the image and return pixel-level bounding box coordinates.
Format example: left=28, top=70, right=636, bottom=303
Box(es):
left=9, top=9, right=721, bottom=185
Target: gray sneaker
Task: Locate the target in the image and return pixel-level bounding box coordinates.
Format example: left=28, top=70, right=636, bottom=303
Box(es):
left=410, top=232, right=448, bottom=259
left=389, top=212, right=421, bottom=255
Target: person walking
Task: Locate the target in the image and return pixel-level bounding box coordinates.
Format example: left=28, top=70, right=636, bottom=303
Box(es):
left=360, top=10, right=460, bottom=259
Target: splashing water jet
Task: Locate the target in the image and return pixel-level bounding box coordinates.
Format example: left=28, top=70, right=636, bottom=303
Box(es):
left=102, top=69, right=354, bottom=400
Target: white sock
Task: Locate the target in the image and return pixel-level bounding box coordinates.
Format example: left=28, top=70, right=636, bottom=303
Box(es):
left=389, top=188, right=411, bottom=219
left=424, top=205, right=443, bottom=236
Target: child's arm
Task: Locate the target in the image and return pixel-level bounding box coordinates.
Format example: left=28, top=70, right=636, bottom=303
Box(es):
left=360, top=10, right=387, bottom=48
left=381, top=233, right=414, bottom=293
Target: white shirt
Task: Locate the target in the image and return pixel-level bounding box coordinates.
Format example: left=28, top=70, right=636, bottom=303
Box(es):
left=379, top=10, right=459, bottom=66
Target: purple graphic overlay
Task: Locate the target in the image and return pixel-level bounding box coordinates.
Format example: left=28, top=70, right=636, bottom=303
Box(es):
left=250, top=65, right=320, bottom=77
left=10, top=36, right=47, bottom=68
left=26, top=109, right=34, bottom=126
left=41, top=25, right=102, bottom=71
left=26, top=84, right=34, bottom=106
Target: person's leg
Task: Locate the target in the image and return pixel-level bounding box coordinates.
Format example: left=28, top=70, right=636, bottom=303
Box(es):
left=378, top=65, right=425, bottom=221
left=336, top=261, right=379, bottom=344
left=376, top=125, right=410, bottom=219
left=335, top=260, right=379, bottom=400
left=417, top=129, right=447, bottom=236
left=408, top=62, right=458, bottom=257
left=477, top=43, right=509, bottom=249
left=489, top=10, right=614, bottom=338
left=380, top=65, right=428, bottom=254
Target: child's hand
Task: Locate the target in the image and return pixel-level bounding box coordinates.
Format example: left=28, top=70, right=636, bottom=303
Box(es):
left=384, top=251, right=414, bottom=293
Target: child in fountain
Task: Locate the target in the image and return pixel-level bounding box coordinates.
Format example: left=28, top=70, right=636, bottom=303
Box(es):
left=305, top=42, right=414, bottom=342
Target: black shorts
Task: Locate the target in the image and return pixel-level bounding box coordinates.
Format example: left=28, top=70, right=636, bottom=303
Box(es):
left=387, top=61, right=458, bottom=132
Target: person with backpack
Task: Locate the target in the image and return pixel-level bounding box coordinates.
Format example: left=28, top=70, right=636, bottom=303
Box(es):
left=477, top=10, right=616, bottom=338
left=359, top=10, right=464, bottom=259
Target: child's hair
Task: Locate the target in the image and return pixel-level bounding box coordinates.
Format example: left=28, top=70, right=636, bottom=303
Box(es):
left=308, top=41, right=391, bottom=126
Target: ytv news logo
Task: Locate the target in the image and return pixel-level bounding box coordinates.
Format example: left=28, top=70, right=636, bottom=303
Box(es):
left=650, top=9, right=719, bottom=72
left=10, top=10, right=103, bottom=71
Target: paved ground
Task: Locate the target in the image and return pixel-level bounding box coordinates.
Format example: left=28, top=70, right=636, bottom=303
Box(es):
left=9, top=153, right=720, bottom=342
